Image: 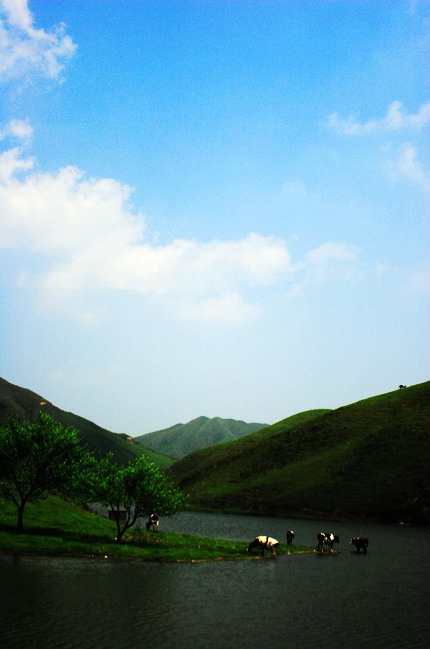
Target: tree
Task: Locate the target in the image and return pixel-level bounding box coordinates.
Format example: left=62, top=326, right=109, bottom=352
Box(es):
left=89, top=453, right=185, bottom=542
left=0, top=412, right=93, bottom=531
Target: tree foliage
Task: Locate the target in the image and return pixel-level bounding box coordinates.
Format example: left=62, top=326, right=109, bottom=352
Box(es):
left=0, top=412, right=93, bottom=531
left=88, top=453, right=186, bottom=541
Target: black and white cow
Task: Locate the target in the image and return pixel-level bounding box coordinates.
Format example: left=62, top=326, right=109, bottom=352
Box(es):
left=350, top=537, right=368, bottom=553
left=146, top=513, right=159, bottom=532
left=316, top=532, right=339, bottom=551
left=398, top=385, right=407, bottom=389
left=248, top=536, right=279, bottom=556
left=286, top=530, right=295, bottom=545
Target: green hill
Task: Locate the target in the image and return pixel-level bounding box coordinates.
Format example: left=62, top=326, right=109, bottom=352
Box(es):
left=0, top=377, right=173, bottom=469
left=168, top=383, right=430, bottom=524
left=135, top=416, right=268, bottom=459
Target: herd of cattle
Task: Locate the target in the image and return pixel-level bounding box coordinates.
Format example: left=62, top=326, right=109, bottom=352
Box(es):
left=247, top=532, right=369, bottom=556
left=145, top=514, right=369, bottom=557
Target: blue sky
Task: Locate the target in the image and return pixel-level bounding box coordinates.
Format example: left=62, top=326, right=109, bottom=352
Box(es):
left=0, top=0, right=428, bottom=435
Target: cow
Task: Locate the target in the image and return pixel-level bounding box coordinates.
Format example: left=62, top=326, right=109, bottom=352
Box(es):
left=350, top=537, right=369, bottom=553
left=146, top=513, right=159, bottom=532
left=398, top=385, right=407, bottom=389
left=286, top=530, right=295, bottom=545
left=247, top=536, right=279, bottom=557
left=317, top=532, right=339, bottom=551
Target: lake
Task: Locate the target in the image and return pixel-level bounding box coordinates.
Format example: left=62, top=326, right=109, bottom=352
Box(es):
left=1, top=511, right=429, bottom=648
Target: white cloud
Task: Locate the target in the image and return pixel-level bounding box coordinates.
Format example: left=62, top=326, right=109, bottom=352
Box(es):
left=0, top=0, right=76, bottom=82
left=0, top=147, right=293, bottom=320
left=0, top=146, right=360, bottom=322
left=0, top=153, right=143, bottom=251
left=43, top=232, right=293, bottom=299
left=2, top=0, right=32, bottom=29
left=0, top=145, right=33, bottom=181
left=305, top=242, right=358, bottom=265
left=301, top=242, right=360, bottom=284
left=327, top=100, right=430, bottom=135
left=0, top=117, right=33, bottom=140
left=384, top=143, right=430, bottom=194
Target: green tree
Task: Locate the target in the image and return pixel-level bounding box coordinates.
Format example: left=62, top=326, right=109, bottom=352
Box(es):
left=90, top=453, right=185, bottom=542
left=0, top=412, right=93, bottom=532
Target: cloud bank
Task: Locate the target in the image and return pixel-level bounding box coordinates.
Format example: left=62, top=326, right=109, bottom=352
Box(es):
left=0, top=143, right=358, bottom=322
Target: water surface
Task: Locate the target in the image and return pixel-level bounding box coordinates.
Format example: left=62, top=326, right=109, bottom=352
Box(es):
left=1, top=512, right=429, bottom=648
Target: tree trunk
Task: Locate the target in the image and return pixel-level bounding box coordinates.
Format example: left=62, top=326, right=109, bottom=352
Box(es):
left=17, top=502, right=25, bottom=533
left=112, top=505, right=139, bottom=542
left=110, top=504, right=123, bottom=542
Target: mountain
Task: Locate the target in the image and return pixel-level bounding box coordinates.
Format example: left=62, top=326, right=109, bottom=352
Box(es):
left=167, top=382, right=430, bottom=524
left=135, top=416, right=268, bottom=460
left=0, top=377, right=173, bottom=469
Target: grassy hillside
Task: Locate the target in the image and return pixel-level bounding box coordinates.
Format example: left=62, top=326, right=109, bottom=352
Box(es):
left=135, top=415, right=268, bottom=459
left=168, top=383, right=430, bottom=524
left=0, top=377, right=173, bottom=469
left=0, top=495, right=313, bottom=561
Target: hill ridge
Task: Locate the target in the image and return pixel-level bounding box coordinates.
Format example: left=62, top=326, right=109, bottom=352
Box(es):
left=0, top=376, right=173, bottom=469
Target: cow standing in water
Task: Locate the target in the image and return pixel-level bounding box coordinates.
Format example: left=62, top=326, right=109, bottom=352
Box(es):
left=248, top=536, right=279, bottom=556
left=317, top=532, right=339, bottom=551
left=286, top=530, right=295, bottom=545
left=350, top=537, right=369, bottom=553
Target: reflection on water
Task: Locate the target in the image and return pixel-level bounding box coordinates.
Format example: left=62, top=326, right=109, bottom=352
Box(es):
left=1, top=512, right=429, bottom=649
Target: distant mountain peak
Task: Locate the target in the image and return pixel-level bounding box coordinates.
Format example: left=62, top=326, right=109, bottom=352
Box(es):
left=135, top=416, right=268, bottom=460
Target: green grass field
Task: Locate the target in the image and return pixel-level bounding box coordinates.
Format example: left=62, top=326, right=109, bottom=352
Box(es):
left=0, top=495, right=313, bottom=562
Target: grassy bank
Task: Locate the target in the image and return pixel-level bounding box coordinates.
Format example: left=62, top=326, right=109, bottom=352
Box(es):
left=0, top=495, right=313, bottom=562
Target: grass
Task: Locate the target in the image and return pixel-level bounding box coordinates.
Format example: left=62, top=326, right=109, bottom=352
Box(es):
left=0, top=495, right=314, bottom=562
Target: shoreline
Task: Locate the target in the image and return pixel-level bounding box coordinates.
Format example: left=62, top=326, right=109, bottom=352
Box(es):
left=0, top=547, right=320, bottom=563
left=0, top=496, right=317, bottom=562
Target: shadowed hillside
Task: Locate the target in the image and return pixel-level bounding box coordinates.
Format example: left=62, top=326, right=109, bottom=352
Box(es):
left=168, top=383, right=430, bottom=524
left=135, top=416, right=268, bottom=459
left=0, top=377, right=173, bottom=469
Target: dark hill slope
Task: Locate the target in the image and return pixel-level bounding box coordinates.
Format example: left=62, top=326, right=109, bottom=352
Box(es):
left=0, top=377, right=173, bottom=469
left=168, top=383, right=430, bottom=523
left=135, top=416, right=268, bottom=460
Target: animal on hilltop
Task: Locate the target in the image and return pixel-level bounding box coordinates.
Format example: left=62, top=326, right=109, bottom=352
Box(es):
left=286, top=530, right=295, bottom=545
left=248, top=536, right=279, bottom=556
left=317, top=532, right=339, bottom=551
left=350, top=537, right=369, bottom=553
left=398, top=384, right=407, bottom=389
left=145, top=513, right=159, bottom=532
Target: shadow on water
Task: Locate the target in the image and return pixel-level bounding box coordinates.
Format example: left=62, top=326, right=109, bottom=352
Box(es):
left=1, top=512, right=429, bottom=649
